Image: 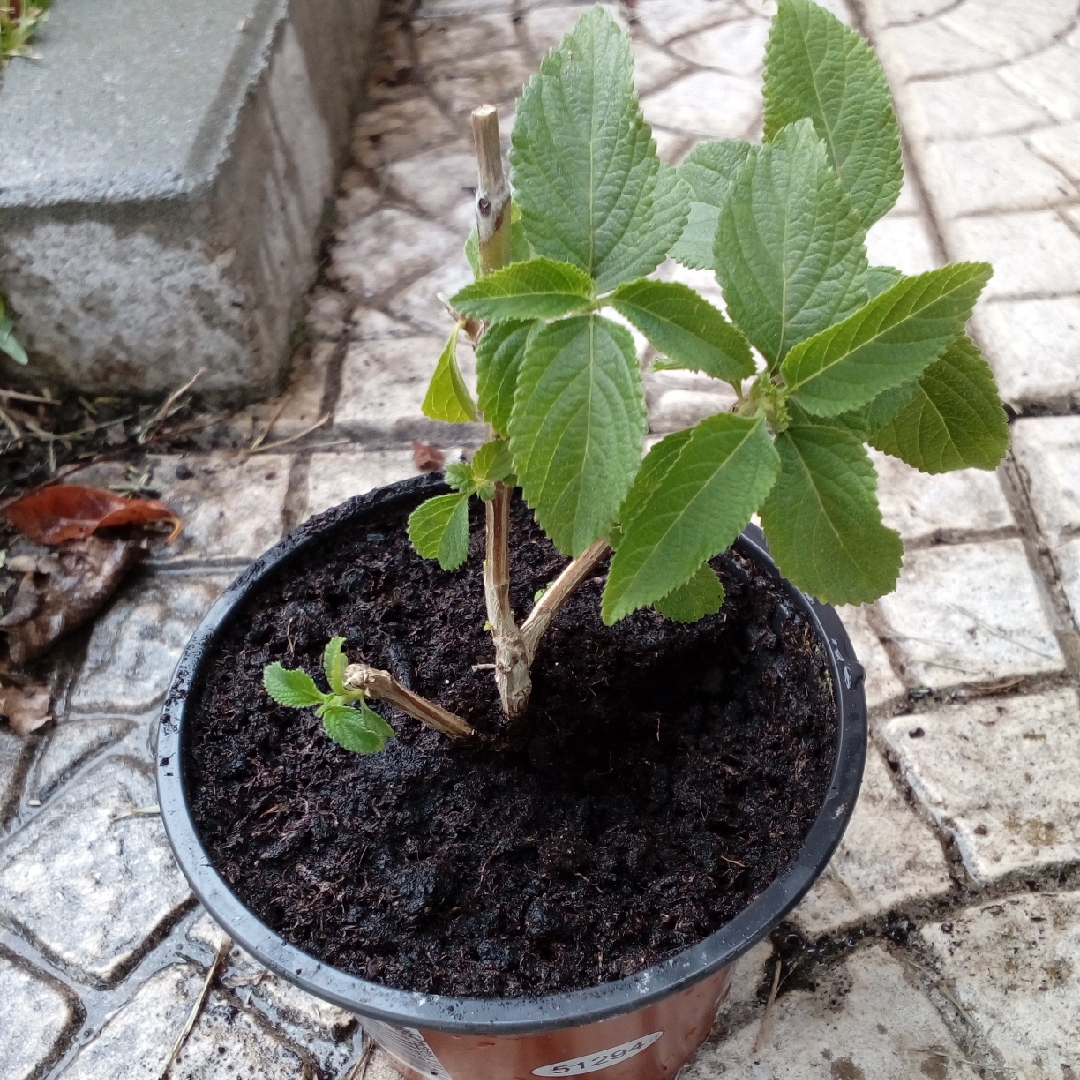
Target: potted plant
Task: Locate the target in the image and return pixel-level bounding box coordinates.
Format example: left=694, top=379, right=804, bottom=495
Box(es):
left=158, top=3, right=1008, bottom=1078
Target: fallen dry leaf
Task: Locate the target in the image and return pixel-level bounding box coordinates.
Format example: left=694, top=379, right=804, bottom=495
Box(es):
left=3, top=484, right=182, bottom=545
left=412, top=441, right=445, bottom=473
left=0, top=536, right=144, bottom=664
left=0, top=680, right=51, bottom=736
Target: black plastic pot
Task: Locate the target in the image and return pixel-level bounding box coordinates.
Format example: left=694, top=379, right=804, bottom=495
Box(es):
left=158, top=474, right=866, bottom=1080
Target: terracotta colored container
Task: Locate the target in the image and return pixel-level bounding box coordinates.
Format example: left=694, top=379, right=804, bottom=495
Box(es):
left=158, top=476, right=866, bottom=1080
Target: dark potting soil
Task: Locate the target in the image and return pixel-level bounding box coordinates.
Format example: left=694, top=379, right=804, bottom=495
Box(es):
left=185, top=490, right=837, bottom=998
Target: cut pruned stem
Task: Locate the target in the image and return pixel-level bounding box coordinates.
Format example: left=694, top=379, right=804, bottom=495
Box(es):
left=472, top=105, right=512, bottom=275
left=343, top=663, right=476, bottom=740
left=521, top=539, right=609, bottom=661
left=485, top=481, right=532, bottom=718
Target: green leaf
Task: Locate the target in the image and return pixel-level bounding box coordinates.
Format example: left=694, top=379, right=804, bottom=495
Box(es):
left=782, top=262, right=993, bottom=417
left=323, top=637, right=348, bottom=696
left=445, top=461, right=475, bottom=492
left=476, top=320, right=536, bottom=436
left=450, top=258, right=594, bottom=322
left=408, top=492, right=471, bottom=570
left=510, top=314, right=647, bottom=556
left=654, top=562, right=725, bottom=623
left=610, top=279, right=754, bottom=385
left=264, top=663, right=326, bottom=709
left=759, top=422, right=903, bottom=604
left=714, top=120, right=868, bottom=367
left=465, top=230, right=480, bottom=278
left=603, top=415, right=780, bottom=623
left=763, top=0, right=902, bottom=227
left=670, top=202, right=720, bottom=271
left=510, top=7, right=688, bottom=291
left=422, top=326, right=478, bottom=423
left=869, top=334, right=1009, bottom=473
left=322, top=702, right=394, bottom=754
left=0, top=316, right=28, bottom=367
left=472, top=438, right=514, bottom=482
left=867, top=265, right=902, bottom=298
left=679, top=139, right=754, bottom=205
left=671, top=140, right=754, bottom=270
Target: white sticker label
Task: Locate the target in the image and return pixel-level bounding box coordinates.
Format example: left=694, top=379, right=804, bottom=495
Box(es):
left=533, top=1031, right=664, bottom=1076
left=360, top=1018, right=451, bottom=1080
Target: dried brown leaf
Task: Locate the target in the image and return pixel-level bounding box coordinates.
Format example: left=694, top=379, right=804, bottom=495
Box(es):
left=1, top=536, right=143, bottom=664
left=412, top=441, right=445, bottom=473
left=0, top=681, right=51, bottom=736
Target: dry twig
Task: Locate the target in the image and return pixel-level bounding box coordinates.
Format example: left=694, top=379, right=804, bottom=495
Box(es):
left=162, top=930, right=231, bottom=1077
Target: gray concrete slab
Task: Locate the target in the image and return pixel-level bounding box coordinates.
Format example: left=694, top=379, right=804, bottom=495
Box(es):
left=0, top=0, right=380, bottom=400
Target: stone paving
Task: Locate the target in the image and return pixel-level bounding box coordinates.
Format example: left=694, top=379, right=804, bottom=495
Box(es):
left=2, top=0, right=1080, bottom=1078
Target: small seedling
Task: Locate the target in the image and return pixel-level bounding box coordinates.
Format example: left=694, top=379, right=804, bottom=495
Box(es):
left=267, top=1, right=1007, bottom=752
left=0, top=295, right=29, bottom=366
left=264, top=637, right=395, bottom=753
left=0, top=0, right=51, bottom=64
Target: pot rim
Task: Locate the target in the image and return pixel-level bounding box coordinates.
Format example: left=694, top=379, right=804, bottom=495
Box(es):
left=157, top=473, right=866, bottom=1035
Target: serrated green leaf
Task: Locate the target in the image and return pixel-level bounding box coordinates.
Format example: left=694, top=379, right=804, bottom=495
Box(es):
left=408, top=492, right=471, bottom=570
left=323, top=636, right=348, bottom=696
left=869, top=334, right=1009, bottom=473
left=510, top=314, right=646, bottom=556
left=445, top=461, right=475, bottom=492
left=510, top=7, right=688, bottom=291
left=0, top=316, right=28, bottom=366
left=671, top=141, right=753, bottom=271
left=679, top=139, right=754, bottom=205
left=782, top=262, right=993, bottom=417
left=867, top=265, right=902, bottom=298
left=670, top=202, right=720, bottom=270
left=264, top=663, right=327, bottom=708
left=602, top=415, right=780, bottom=623
left=611, top=279, right=754, bottom=385
left=472, top=438, right=514, bottom=482
left=322, top=702, right=394, bottom=754
left=763, top=0, right=902, bottom=227
left=654, top=562, right=725, bottom=623
left=476, top=320, right=536, bottom=436
left=422, top=326, right=478, bottom=423
left=450, top=258, right=594, bottom=322
left=465, top=230, right=480, bottom=278
left=714, top=120, right=868, bottom=367
left=760, top=422, right=903, bottom=604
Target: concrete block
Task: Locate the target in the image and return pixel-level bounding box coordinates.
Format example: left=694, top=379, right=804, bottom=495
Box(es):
left=1011, top=417, right=1080, bottom=541
left=972, top=298, right=1080, bottom=408
left=667, top=18, right=771, bottom=75
left=865, top=213, right=940, bottom=275
left=882, top=688, right=1080, bottom=884
left=922, top=136, right=1076, bottom=219
left=921, top=892, right=1080, bottom=1080
left=875, top=540, right=1065, bottom=689
left=682, top=946, right=970, bottom=1080
left=0, top=954, right=76, bottom=1080
left=1, top=729, right=28, bottom=824
left=304, top=450, right=427, bottom=519
left=641, top=71, right=762, bottom=140
left=61, top=963, right=203, bottom=1080
left=1058, top=537, right=1080, bottom=623
left=70, top=574, right=231, bottom=715
left=906, top=71, right=1051, bottom=141
left=834, top=604, right=905, bottom=708
left=870, top=450, right=1015, bottom=544
left=633, top=0, right=747, bottom=44
left=1000, top=41, right=1080, bottom=123
left=947, top=211, right=1080, bottom=300
left=789, top=751, right=952, bottom=936
left=1030, top=122, right=1080, bottom=186
left=879, top=20, right=1000, bottom=79
left=0, top=0, right=380, bottom=399
left=31, top=718, right=134, bottom=801
left=0, top=756, right=192, bottom=985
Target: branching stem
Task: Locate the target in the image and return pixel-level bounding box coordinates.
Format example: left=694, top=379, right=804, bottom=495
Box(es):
left=521, top=539, right=610, bottom=660
left=344, top=663, right=476, bottom=740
